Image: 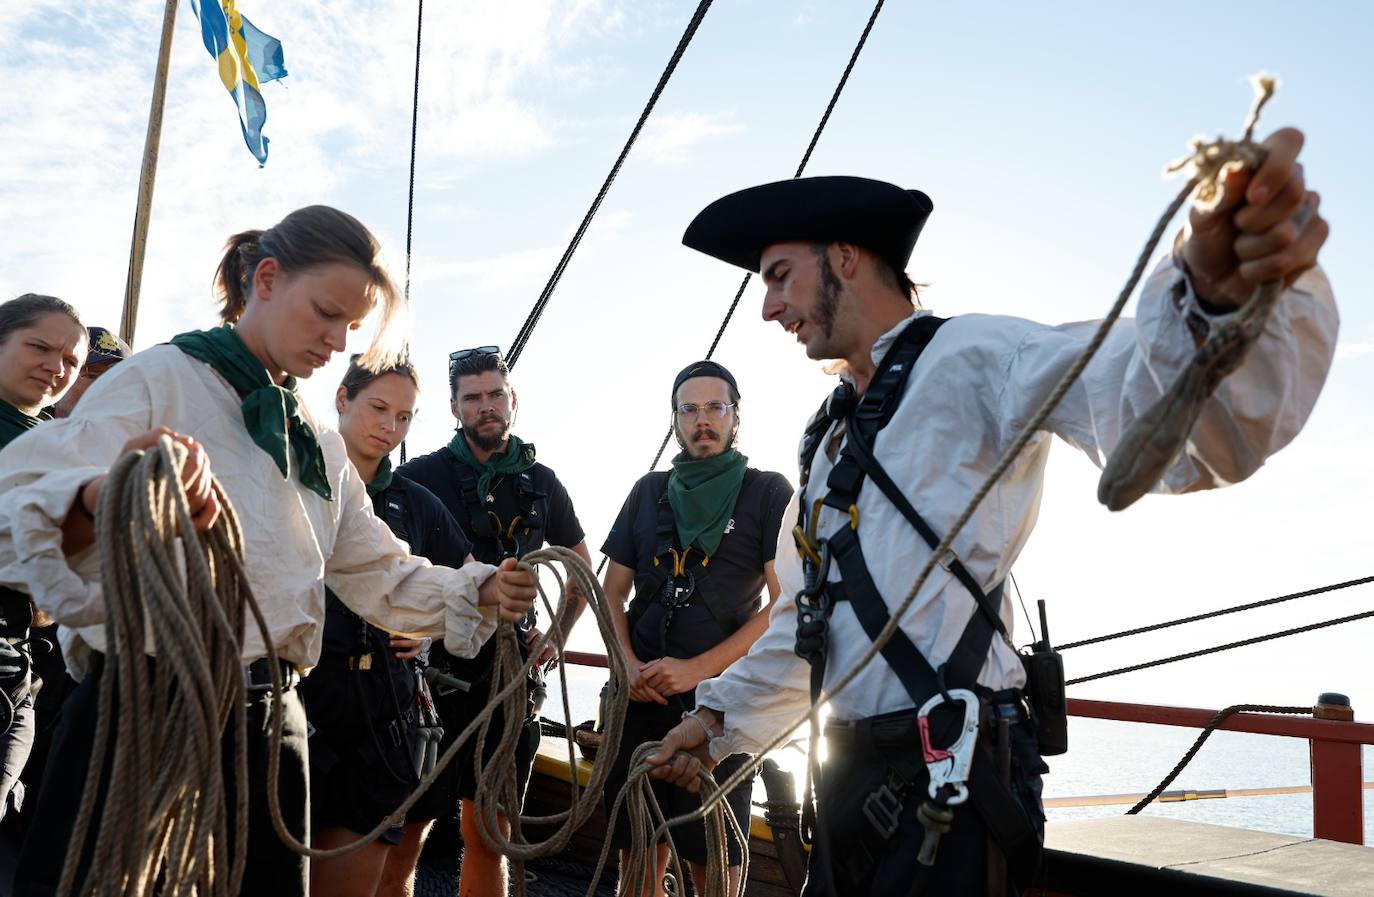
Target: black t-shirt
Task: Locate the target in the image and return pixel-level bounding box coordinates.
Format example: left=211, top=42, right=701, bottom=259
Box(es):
left=602, top=468, right=792, bottom=661
left=398, top=443, right=585, bottom=565
left=319, top=474, right=472, bottom=698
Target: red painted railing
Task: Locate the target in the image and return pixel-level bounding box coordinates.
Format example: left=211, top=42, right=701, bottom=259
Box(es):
left=556, top=651, right=1371, bottom=844
left=1068, top=695, right=1371, bottom=844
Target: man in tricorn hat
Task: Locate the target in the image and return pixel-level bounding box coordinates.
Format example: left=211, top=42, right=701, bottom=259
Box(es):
left=50, top=326, right=130, bottom=418
left=646, top=127, right=1337, bottom=895
left=600, top=361, right=790, bottom=897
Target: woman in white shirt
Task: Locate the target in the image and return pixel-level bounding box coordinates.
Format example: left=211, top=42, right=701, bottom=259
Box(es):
left=0, top=205, right=537, bottom=897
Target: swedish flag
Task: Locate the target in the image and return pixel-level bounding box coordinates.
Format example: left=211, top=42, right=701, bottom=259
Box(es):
left=189, top=1, right=287, bottom=165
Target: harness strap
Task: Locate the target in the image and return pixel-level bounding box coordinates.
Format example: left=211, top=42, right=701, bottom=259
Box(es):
left=625, top=481, right=745, bottom=640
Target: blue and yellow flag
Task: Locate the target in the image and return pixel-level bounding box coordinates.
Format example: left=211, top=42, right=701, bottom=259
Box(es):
left=188, top=1, right=287, bottom=165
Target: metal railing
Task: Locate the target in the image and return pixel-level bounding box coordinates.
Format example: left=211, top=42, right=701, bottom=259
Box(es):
left=553, top=651, right=1371, bottom=844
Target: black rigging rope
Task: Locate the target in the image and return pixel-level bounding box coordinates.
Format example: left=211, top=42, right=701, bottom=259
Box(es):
left=399, top=0, right=424, bottom=466
left=1059, top=574, right=1374, bottom=651
left=594, top=0, right=889, bottom=576
left=1067, top=607, right=1374, bottom=685
left=1125, top=704, right=1313, bottom=816
left=505, top=0, right=716, bottom=370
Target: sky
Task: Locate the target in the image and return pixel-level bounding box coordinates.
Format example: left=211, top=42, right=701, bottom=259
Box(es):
left=1, top=1, right=1371, bottom=719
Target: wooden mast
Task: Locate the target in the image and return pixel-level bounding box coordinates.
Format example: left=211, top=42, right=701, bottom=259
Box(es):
left=119, top=0, right=179, bottom=348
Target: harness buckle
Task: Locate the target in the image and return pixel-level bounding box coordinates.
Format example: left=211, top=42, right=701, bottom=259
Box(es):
left=861, top=783, right=904, bottom=841
left=937, top=548, right=959, bottom=573
left=917, top=687, right=980, bottom=806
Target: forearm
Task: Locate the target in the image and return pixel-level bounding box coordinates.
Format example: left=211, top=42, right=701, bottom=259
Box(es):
left=59, top=478, right=101, bottom=555
left=606, top=587, right=637, bottom=661
left=692, top=608, right=770, bottom=678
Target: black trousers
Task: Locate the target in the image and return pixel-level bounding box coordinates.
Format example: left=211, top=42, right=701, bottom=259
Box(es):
left=13, top=659, right=310, bottom=897
left=802, top=718, right=1046, bottom=897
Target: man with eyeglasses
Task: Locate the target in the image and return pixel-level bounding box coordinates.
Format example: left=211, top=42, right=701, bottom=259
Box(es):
left=389, top=346, right=591, bottom=897
left=600, top=360, right=791, bottom=897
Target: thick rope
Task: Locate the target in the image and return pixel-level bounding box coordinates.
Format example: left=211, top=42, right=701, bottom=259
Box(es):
left=594, top=0, right=889, bottom=579
left=1058, top=574, right=1374, bottom=651
left=506, top=0, right=715, bottom=370
left=653, top=76, right=1285, bottom=838
left=398, top=0, right=423, bottom=467
left=1067, top=608, right=1374, bottom=686
left=1125, top=704, right=1312, bottom=815
left=61, top=438, right=255, bottom=897
left=583, top=742, right=746, bottom=897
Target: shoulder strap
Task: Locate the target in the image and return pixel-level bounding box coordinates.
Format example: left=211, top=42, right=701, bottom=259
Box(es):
left=512, top=470, right=548, bottom=547
left=841, top=412, right=1008, bottom=638
left=451, top=462, right=497, bottom=540
left=379, top=484, right=411, bottom=546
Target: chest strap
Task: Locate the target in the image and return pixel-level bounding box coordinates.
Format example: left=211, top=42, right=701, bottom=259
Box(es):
left=625, top=486, right=743, bottom=643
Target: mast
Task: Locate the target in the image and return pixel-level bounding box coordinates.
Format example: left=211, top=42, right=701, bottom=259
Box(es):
left=119, top=0, right=179, bottom=348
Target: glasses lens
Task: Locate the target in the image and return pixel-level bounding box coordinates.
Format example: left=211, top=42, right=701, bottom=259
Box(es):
left=449, top=344, right=501, bottom=362
left=676, top=402, right=731, bottom=419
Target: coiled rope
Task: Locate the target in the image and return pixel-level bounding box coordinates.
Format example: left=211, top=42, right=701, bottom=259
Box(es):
left=650, top=76, right=1287, bottom=843
left=63, top=437, right=648, bottom=897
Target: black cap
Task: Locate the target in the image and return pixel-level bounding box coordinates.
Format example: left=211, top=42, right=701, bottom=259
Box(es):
left=86, top=327, right=131, bottom=365
left=682, top=175, right=933, bottom=273
left=671, top=360, right=739, bottom=407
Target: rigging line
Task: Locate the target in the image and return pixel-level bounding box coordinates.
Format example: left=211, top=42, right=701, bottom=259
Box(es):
left=1008, top=571, right=1038, bottom=643
left=504, top=0, right=716, bottom=370
left=400, top=0, right=424, bottom=465
left=1125, top=704, right=1312, bottom=816
left=1066, top=607, right=1374, bottom=686
left=591, top=0, right=888, bottom=580
left=1058, top=574, right=1374, bottom=651
left=404, top=0, right=423, bottom=304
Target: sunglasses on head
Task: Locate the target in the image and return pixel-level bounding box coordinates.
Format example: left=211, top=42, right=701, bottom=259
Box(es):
left=448, top=345, right=501, bottom=363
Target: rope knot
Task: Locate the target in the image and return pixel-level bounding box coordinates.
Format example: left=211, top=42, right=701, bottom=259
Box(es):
left=1165, top=73, right=1277, bottom=210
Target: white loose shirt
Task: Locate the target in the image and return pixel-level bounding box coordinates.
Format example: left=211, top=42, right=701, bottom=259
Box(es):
left=694, top=258, right=1338, bottom=761
left=0, top=345, right=498, bottom=679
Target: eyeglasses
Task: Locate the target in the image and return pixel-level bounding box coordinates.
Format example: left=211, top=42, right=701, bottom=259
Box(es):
left=449, top=345, right=501, bottom=363
left=674, top=401, right=736, bottom=419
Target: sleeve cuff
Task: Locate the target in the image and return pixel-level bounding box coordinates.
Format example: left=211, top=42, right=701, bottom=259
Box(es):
left=443, top=561, right=499, bottom=657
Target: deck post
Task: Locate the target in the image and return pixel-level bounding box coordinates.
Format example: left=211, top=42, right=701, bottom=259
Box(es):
left=1311, top=692, right=1363, bottom=844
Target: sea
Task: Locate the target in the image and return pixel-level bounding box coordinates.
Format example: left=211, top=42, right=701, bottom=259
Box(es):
left=541, top=664, right=1374, bottom=847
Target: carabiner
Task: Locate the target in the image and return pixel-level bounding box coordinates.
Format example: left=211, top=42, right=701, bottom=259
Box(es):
left=916, top=687, right=980, bottom=806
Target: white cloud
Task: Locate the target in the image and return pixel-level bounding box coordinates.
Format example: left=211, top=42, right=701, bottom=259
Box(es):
left=0, top=0, right=625, bottom=344
left=638, top=110, right=744, bottom=165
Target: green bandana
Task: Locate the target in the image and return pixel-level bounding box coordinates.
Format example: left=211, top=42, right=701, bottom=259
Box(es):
left=0, top=400, right=43, bottom=451
left=667, top=447, right=748, bottom=556
left=366, top=455, right=393, bottom=498
left=170, top=326, right=333, bottom=501
left=446, top=431, right=536, bottom=503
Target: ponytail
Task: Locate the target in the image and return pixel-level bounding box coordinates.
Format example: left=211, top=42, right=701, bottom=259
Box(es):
left=213, top=229, right=267, bottom=324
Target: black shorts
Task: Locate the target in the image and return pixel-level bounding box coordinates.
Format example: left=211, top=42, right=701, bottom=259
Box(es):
left=406, top=672, right=541, bottom=823
left=14, top=656, right=310, bottom=897
left=604, top=698, right=754, bottom=867
left=299, top=655, right=416, bottom=844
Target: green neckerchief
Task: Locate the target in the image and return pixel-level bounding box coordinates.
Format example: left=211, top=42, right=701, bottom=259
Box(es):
left=169, top=326, right=333, bottom=501
left=446, top=432, right=536, bottom=503
left=0, top=400, right=44, bottom=451
left=667, top=447, right=748, bottom=557
left=366, top=455, right=393, bottom=498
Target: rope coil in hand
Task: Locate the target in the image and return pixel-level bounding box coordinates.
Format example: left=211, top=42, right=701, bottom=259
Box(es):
left=63, top=437, right=651, bottom=895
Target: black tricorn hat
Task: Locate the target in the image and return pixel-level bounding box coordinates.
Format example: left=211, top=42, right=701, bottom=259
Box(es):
left=682, top=176, right=933, bottom=273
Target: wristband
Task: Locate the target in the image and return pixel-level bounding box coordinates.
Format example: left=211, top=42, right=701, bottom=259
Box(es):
left=681, top=709, right=718, bottom=742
